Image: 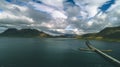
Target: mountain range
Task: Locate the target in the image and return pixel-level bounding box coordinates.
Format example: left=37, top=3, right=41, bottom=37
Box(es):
left=0, top=28, right=75, bottom=38
left=0, top=26, right=120, bottom=41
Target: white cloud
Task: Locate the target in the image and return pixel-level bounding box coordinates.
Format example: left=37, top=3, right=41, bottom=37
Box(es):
left=0, top=12, right=34, bottom=23
left=0, top=0, right=120, bottom=35
left=29, top=1, right=67, bottom=19
left=39, top=0, right=64, bottom=8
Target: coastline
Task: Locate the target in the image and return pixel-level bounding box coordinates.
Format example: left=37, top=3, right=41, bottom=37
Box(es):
left=77, top=37, right=120, bottom=42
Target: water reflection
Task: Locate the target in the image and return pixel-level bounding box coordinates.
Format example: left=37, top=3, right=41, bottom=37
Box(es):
left=0, top=37, right=119, bottom=67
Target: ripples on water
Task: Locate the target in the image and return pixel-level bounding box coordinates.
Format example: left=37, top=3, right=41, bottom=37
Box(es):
left=0, top=37, right=119, bottom=67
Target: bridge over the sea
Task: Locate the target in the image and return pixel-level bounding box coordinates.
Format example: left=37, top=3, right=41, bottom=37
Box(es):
left=85, top=40, right=120, bottom=65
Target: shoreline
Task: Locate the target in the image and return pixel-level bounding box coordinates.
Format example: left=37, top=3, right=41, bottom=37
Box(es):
left=78, top=38, right=120, bottom=42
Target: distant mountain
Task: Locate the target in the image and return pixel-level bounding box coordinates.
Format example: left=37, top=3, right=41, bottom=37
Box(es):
left=0, top=28, right=75, bottom=38
left=77, top=26, right=120, bottom=41
left=0, top=28, right=51, bottom=37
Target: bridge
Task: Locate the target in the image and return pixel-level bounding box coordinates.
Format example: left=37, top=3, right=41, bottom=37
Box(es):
left=85, top=40, right=120, bottom=65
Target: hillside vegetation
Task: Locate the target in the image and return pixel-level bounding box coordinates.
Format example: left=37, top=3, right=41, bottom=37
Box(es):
left=0, top=28, right=51, bottom=37
left=77, top=26, right=120, bottom=42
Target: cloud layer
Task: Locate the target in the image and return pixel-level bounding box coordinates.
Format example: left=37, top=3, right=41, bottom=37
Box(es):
left=0, top=0, right=120, bottom=35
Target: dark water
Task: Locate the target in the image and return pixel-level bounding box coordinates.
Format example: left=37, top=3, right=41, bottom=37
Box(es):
left=0, top=37, right=120, bottom=67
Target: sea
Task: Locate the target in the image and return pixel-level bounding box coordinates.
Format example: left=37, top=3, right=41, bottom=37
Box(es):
left=0, top=37, right=120, bottom=67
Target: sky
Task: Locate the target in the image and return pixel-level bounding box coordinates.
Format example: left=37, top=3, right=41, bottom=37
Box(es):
left=0, top=0, right=120, bottom=35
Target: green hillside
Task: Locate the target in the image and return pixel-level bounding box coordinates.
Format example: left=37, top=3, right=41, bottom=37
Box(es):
left=97, top=26, right=120, bottom=39
left=0, top=28, right=51, bottom=37
left=77, top=26, right=120, bottom=42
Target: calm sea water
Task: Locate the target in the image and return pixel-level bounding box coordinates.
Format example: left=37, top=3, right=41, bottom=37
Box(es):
left=0, top=37, right=120, bottom=67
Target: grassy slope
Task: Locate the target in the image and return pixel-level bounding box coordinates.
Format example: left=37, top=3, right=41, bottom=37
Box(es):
left=77, top=26, right=120, bottom=42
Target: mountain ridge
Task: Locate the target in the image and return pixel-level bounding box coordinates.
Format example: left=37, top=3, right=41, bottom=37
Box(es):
left=0, top=28, right=51, bottom=37
left=0, top=28, right=75, bottom=38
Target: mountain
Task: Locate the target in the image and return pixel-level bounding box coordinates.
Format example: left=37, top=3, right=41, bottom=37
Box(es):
left=77, top=26, right=120, bottom=41
left=97, top=26, right=120, bottom=39
left=0, top=28, right=75, bottom=38
left=0, top=28, right=51, bottom=37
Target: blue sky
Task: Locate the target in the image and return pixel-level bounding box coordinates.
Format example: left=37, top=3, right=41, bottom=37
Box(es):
left=0, top=0, right=120, bottom=35
left=0, top=9, right=3, bottom=13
